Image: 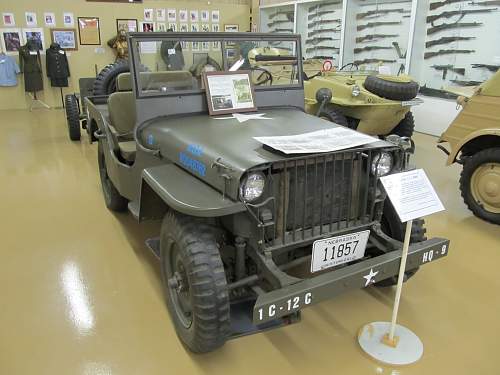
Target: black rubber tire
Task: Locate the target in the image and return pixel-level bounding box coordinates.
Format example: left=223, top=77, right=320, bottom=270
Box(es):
left=160, top=211, right=230, bottom=353
left=391, top=111, right=415, bottom=138
left=459, top=148, right=500, bottom=225
left=65, top=94, right=81, bottom=141
left=97, top=141, right=128, bottom=212
left=376, top=200, right=427, bottom=287
left=364, top=75, right=419, bottom=101
left=318, top=106, right=349, bottom=127
left=92, top=60, right=130, bottom=96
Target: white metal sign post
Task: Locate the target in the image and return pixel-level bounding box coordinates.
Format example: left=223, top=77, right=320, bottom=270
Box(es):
left=358, top=169, right=445, bottom=365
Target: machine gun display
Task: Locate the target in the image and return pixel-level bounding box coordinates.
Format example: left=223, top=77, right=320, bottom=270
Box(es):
left=431, top=65, right=466, bottom=79
left=356, top=8, right=410, bottom=19
left=357, top=21, right=401, bottom=31
left=307, top=10, right=337, bottom=20
left=271, top=28, right=294, bottom=33
left=354, top=58, right=396, bottom=65
left=424, top=49, right=475, bottom=59
left=307, top=28, right=341, bottom=38
left=356, top=34, right=398, bottom=43
left=426, top=36, right=476, bottom=48
left=305, top=36, right=339, bottom=44
left=469, top=0, right=500, bottom=5
left=308, top=1, right=341, bottom=12
left=471, top=63, right=500, bottom=72
left=353, top=46, right=392, bottom=54
left=307, top=18, right=341, bottom=28
left=269, top=10, right=294, bottom=20
left=427, top=21, right=482, bottom=35
left=451, top=79, right=483, bottom=86
left=430, top=0, right=463, bottom=10
left=426, top=8, right=497, bottom=23
left=267, top=19, right=293, bottom=28
left=311, top=55, right=336, bottom=60
left=305, top=46, right=340, bottom=54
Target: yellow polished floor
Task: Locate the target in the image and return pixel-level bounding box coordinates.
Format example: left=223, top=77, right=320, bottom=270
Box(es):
left=0, top=109, right=499, bottom=375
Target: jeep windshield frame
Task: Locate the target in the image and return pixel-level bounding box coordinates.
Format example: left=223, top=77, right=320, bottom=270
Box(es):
left=127, top=32, right=305, bottom=124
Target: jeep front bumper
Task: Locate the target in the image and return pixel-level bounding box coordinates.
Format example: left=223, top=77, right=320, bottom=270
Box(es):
left=253, top=237, right=449, bottom=324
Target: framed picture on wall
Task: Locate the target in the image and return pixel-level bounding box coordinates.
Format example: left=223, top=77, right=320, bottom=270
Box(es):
left=25, top=12, right=37, bottom=27
left=140, top=21, right=155, bottom=33
left=44, top=13, right=56, bottom=27
left=116, top=19, right=138, bottom=33
left=2, top=13, right=15, bottom=27
left=78, top=17, right=100, bottom=45
left=224, top=24, right=239, bottom=32
left=179, top=10, right=188, bottom=23
left=63, top=12, right=74, bottom=27
left=0, top=28, right=22, bottom=54
left=23, top=28, right=45, bottom=51
left=167, top=9, right=176, bottom=22
left=50, top=28, right=78, bottom=51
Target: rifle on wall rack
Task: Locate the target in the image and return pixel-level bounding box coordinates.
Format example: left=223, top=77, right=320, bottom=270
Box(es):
left=308, top=1, right=342, bottom=13
left=354, top=46, right=392, bottom=54
left=306, top=37, right=339, bottom=44
left=356, top=34, right=399, bottom=43
left=307, top=19, right=341, bottom=28
left=471, top=63, right=500, bottom=71
left=426, top=8, right=497, bottom=23
left=469, top=0, right=500, bottom=5
left=307, top=28, right=341, bottom=38
left=427, top=21, right=483, bottom=35
left=357, top=21, right=401, bottom=31
left=307, top=11, right=338, bottom=20
left=431, top=65, right=466, bottom=79
left=451, top=79, right=483, bottom=86
left=426, top=36, right=476, bottom=48
left=305, top=46, right=340, bottom=54
left=354, top=58, right=396, bottom=65
left=312, top=55, right=337, bottom=60
left=356, top=8, right=410, bottom=19
left=271, top=28, right=294, bottom=33
left=429, top=0, right=463, bottom=10
left=393, top=42, right=406, bottom=59
left=424, top=49, right=475, bottom=59
left=269, top=10, right=294, bottom=20
left=267, top=19, right=293, bottom=28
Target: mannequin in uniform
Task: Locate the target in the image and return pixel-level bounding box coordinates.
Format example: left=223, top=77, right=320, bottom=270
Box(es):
left=107, top=30, right=128, bottom=60
left=18, top=38, right=43, bottom=93
left=46, top=43, right=70, bottom=87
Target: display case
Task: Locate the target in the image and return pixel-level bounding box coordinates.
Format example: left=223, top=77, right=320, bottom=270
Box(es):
left=342, top=0, right=414, bottom=73
left=259, top=4, right=296, bottom=35
left=410, top=0, right=500, bottom=95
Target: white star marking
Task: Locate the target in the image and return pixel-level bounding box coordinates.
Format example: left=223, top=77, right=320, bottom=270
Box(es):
left=363, top=268, right=379, bottom=287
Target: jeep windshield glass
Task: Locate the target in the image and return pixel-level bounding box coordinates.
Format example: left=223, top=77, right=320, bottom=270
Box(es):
left=130, top=33, right=301, bottom=97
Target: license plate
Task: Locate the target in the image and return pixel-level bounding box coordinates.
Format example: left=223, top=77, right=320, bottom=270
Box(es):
left=401, top=98, right=424, bottom=107
left=311, top=230, right=370, bottom=273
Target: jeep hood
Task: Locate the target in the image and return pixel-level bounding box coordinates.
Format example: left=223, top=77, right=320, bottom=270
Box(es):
left=140, top=108, right=390, bottom=199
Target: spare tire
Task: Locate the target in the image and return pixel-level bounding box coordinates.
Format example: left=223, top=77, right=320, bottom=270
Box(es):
left=364, top=75, right=419, bottom=101
left=93, top=60, right=131, bottom=96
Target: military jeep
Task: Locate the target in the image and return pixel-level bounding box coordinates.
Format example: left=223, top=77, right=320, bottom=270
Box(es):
left=85, top=32, right=449, bottom=353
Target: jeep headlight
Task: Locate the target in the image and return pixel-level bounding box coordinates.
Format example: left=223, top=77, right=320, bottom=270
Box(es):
left=240, top=172, right=265, bottom=202
left=351, top=84, right=361, bottom=97
left=371, top=152, right=393, bottom=177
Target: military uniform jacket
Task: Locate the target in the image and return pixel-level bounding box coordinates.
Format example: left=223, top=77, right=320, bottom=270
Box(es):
left=46, top=45, right=70, bottom=87
left=19, top=44, right=44, bottom=92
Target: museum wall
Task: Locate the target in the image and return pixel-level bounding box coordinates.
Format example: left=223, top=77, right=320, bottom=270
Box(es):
left=0, top=0, right=250, bottom=110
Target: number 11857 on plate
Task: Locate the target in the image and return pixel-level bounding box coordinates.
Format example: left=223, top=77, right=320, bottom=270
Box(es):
left=310, top=230, right=370, bottom=273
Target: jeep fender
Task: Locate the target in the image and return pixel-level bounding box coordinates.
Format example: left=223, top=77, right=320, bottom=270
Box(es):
left=138, top=164, right=247, bottom=220
left=443, top=128, right=500, bottom=165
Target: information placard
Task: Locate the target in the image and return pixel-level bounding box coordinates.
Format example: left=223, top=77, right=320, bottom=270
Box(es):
left=380, top=169, right=444, bottom=222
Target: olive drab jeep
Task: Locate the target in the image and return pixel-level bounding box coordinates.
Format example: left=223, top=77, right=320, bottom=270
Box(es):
left=438, top=69, right=500, bottom=225
left=84, top=32, right=449, bottom=353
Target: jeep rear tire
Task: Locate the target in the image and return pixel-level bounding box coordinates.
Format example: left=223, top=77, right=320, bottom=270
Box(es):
left=160, top=212, right=230, bottom=353
left=391, top=111, right=415, bottom=138
left=364, top=75, right=419, bottom=101
left=376, top=200, right=427, bottom=287
left=97, top=141, right=128, bottom=211
left=460, top=147, right=500, bottom=225
left=65, top=94, right=81, bottom=141
left=318, top=106, right=349, bottom=127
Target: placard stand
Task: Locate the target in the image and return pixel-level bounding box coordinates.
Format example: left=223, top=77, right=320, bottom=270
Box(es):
left=358, top=219, right=423, bottom=366
left=28, top=92, right=50, bottom=111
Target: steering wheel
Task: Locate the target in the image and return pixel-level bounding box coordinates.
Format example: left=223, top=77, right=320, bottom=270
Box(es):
left=251, top=67, right=273, bottom=86
left=339, top=62, right=359, bottom=71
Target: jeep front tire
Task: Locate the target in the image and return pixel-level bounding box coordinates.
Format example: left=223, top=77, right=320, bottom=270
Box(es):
left=97, top=141, right=128, bottom=211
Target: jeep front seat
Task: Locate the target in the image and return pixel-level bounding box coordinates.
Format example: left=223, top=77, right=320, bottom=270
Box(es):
left=107, top=91, right=137, bottom=162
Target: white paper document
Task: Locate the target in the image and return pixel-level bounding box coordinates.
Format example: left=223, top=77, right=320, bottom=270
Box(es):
left=253, top=128, right=378, bottom=154
left=380, top=169, right=445, bottom=223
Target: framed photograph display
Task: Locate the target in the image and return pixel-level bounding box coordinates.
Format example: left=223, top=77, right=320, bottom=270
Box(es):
left=0, top=28, right=22, bottom=53
left=63, top=13, right=74, bottom=27
left=179, top=10, right=188, bottom=23
left=25, top=12, right=37, bottom=27
left=144, top=9, right=153, bottom=21
left=201, top=10, right=209, bottom=22
left=156, top=23, right=167, bottom=32
left=212, top=10, right=220, bottom=23
left=2, top=13, right=15, bottom=27
left=203, top=71, right=257, bottom=115
left=78, top=17, right=100, bottom=45
left=156, top=9, right=166, bottom=21
left=190, top=10, right=199, bottom=23
left=50, top=28, right=77, bottom=51
left=167, top=9, right=176, bottom=22
left=140, top=21, right=155, bottom=32
left=117, top=19, right=138, bottom=33
left=44, top=13, right=56, bottom=27
left=23, top=28, right=45, bottom=51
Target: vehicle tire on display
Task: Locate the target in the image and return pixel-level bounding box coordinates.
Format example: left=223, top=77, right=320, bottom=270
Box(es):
left=376, top=200, right=427, bottom=287
left=318, top=106, right=349, bottom=127
left=391, top=111, right=415, bottom=138
left=65, top=94, right=81, bottom=141
left=364, top=75, right=419, bottom=101
left=97, top=141, right=128, bottom=212
left=459, top=148, right=500, bottom=225
left=160, top=211, right=230, bottom=353
left=93, top=60, right=131, bottom=96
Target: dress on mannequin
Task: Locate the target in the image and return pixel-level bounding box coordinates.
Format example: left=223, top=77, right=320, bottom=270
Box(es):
left=18, top=39, right=43, bottom=92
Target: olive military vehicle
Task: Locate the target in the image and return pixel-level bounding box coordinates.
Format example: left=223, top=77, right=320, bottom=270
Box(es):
left=438, top=69, right=500, bottom=224
left=85, top=32, right=449, bottom=353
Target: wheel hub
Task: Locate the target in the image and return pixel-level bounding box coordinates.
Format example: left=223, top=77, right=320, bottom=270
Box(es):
left=471, top=162, right=500, bottom=213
